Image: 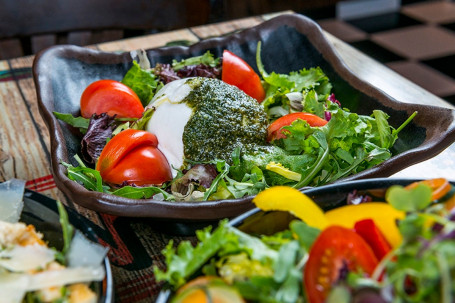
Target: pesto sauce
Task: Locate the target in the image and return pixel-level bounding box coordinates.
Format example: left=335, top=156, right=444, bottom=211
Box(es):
left=182, top=78, right=268, bottom=163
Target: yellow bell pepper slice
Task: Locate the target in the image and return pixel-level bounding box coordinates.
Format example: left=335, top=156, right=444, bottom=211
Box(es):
left=325, top=202, right=405, bottom=247
left=253, top=186, right=329, bottom=230
left=265, top=162, right=301, bottom=181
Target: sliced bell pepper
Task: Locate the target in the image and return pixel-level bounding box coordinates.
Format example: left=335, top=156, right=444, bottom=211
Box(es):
left=253, top=186, right=329, bottom=230
left=325, top=202, right=405, bottom=247
left=96, top=129, right=172, bottom=186
left=354, top=219, right=392, bottom=261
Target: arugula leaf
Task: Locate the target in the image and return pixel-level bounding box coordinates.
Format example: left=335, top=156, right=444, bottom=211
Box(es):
left=256, top=41, right=331, bottom=119
left=224, top=166, right=267, bottom=198
left=293, top=131, right=330, bottom=188
left=110, top=185, right=174, bottom=200
left=372, top=110, right=395, bottom=149
left=53, top=112, right=90, bottom=134
left=172, top=51, right=220, bottom=71
left=61, top=161, right=106, bottom=193
left=203, top=160, right=231, bottom=201
left=56, top=200, right=74, bottom=261
left=122, top=60, right=160, bottom=106
left=130, top=107, right=154, bottom=130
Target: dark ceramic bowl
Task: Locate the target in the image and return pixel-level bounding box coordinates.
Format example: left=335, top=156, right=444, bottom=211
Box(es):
left=33, top=13, right=455, bottom=221
left=155, top=177, right=445, bottom=302
left=21, top=188, right=114, bottom=302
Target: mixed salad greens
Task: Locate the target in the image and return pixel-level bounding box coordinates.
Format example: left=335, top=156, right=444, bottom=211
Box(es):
left=55, top=43, right=415, bottom=201
left=0, top=179, right=108, bottom=303
left=154, top=178, right=455, bottom=303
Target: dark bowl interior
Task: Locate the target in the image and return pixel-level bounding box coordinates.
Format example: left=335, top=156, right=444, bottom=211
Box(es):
left=33, top=13, right=455, bottom=221
left=155, top=177, right=441, bottom=302
left=21, top=189, right=114, bottom=303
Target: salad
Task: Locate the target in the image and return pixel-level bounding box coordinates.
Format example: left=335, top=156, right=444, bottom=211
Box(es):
left=56, top=43, right=415, bottom=202
left=154, top=178, right=455, bottom=303
left=0, top=179, right=108, bottom=303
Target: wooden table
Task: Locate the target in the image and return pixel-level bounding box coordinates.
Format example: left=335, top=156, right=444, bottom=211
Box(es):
left=1, top=12, right=455, bottom=302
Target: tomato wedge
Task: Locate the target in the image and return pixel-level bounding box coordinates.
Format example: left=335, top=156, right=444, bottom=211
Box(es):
left=267, top=112, right=328, bottom=141
left=96, top=129, right=172, bottom=186
left=304, top=226, right=379, bottom=303
left=222, top=50, right=265, bottom=102
left=80, top=79, right=144, bottom=119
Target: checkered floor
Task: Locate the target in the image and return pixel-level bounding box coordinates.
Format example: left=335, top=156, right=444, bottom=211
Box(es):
left=309, top=0, right=455, bottom=105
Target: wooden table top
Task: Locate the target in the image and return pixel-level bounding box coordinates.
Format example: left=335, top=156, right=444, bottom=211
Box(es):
left=1, top=12, right=455, bottom=302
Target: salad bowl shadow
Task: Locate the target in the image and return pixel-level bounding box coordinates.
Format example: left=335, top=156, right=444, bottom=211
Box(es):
left=21, top=188, right=114, bottom=303
left=33, top=13, right=455, bottom=221
left=155, top=177, right=451, bottom=302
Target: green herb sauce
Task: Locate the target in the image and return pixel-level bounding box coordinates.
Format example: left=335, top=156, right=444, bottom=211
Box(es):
left=181, top=78, right=268, bottom=163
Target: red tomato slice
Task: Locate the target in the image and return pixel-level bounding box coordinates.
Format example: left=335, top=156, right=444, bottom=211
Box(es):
left=304, top=226, right=379, bottom=303
left=222, top=50, right=265, bottom=102
left=96, top=129, right=172, bottom=186
left=80, top=79, right=144, bottom=119
left=267, top=112, right=328, bottom=142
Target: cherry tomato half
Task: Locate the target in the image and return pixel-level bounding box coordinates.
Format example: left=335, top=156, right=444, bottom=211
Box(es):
left=304, top=226, right=379, bottom=303
left=222, top=50, right=266, bottom=102
left=80, top=79, right=144, bottom=119
left=267, top=112, right=328, bottom=142
left=96, top=129, right=172, bottom=186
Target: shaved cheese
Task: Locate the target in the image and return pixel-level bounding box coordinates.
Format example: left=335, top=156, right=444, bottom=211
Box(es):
left=0, top=179, right=26, bottom=223
left=0, top=179, right=106, bottom=302
left=0, top=266, right=105, bottom=299
left=0, top=273, right=28, bottom=303
left=68, top=231, right=108, bottom=267
left=0, top=244, right=55, bottom=272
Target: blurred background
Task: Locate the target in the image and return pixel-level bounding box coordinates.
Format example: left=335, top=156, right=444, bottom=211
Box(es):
left=1, top=0, right=454, bottom=103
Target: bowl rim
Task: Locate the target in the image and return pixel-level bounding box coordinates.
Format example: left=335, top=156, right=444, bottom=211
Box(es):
left=32, top=13, right=455, bottom=220
left=155, top=177, right=449, bottom=302
left=22, top=188, right=114, bottom=303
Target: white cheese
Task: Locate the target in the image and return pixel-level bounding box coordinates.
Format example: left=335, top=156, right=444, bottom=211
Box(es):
left=146, top=79, right=194, bottom=176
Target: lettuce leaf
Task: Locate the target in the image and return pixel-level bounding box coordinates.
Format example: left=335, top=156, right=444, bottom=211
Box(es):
left=256, top=42, right=331, bottom=120
left=122, top=60, right=161, bottom=106
left=154, top=220, right=239, bottom=288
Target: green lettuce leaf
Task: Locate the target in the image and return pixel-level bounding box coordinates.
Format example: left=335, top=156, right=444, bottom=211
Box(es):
left=154, top=220, right=240, bottom=288
left=122, top=60, right=161, bottom=106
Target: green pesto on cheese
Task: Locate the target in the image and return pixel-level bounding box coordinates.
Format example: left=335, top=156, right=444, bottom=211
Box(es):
left=182, top=77, right=268, bottom=163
